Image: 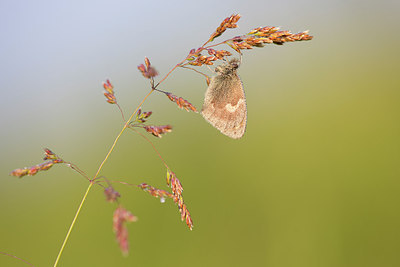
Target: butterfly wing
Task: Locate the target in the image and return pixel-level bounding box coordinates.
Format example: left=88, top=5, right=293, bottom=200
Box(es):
left=201, top=73, right=247, bottom=139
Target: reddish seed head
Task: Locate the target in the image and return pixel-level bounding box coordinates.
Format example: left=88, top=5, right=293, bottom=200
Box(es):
left=10, top=148, right=63, bottom=178
left=138, top=183, right=174, bottom=199
left=138, top=58, right=158, bottom=79
left=144, top=57, right=151, bottom=68
left=113, top=206, right=137, bottom=255
left=44, top=148, right=58, bottom=160
left=165, top=170, right=193, bottom=230
left=143, top=111, right=152, bottom=118
left=210, top=14, right=241, bottom=41
left=145, top=67, right=158, bottom=78
left=144, top=125, right=172, bottom=138
left=104, top=186, right=121, bottom=203
left=40, top=161, right=54, bottom=171
left=10, top=158, right=60, bottom=178
left=102, top=79, right=117, bottom=104
left=135, top=109, right=153, bottom=123
left=165, top=93, right=197, bottom=112
left=103, top=79, right=113, bottom=93
left=9, top=168, right=29, bottom=178
left=240, top=27, right=313, bottom=47
left=137, top=64, right=146, bottom=73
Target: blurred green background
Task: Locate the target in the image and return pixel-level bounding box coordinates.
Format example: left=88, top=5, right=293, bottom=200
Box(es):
left=1, top=0, right=399, bottom=266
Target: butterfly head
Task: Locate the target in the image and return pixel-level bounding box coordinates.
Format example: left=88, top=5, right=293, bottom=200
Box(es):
left=215, top=58, right=241, bottom=75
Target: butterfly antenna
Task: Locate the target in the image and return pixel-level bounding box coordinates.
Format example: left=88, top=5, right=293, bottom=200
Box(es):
left=207, top=65, right=216, bottom=73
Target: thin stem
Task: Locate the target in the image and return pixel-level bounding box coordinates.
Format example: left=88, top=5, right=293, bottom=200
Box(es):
left=53, top=182, right=93, bottom=267
left=64, top=161, right=90, bottom=180
left=129, top=128, right=169, bottom=169
left=54, top=47, right=196, bottom=265
left=203, top=39, right=230, bottom=49
left=200, top=35, right=215, bottom=48
left=180, top=66, right=210, bottom=80
left=54, top=89, right=155, bottom=266
left=155, top=55, right=191, bottom=88
left=155, top=37, right=237, bottom=89
left=0, top=251, right=34, bottom=267
left=93, top=89, right=155, bottom=180
left=154, top=39, right=238, bottom=89
left=107, top=180, right=137, bottom=187
left=116, top=103, right=126, bottom=122
left=154, top=65, right=180, bottom=89
left=152, top=87, right=170, bottom=95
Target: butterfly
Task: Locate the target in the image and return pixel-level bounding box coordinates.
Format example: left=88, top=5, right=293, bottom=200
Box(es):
left=201, top=58, right=247, bottom=139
